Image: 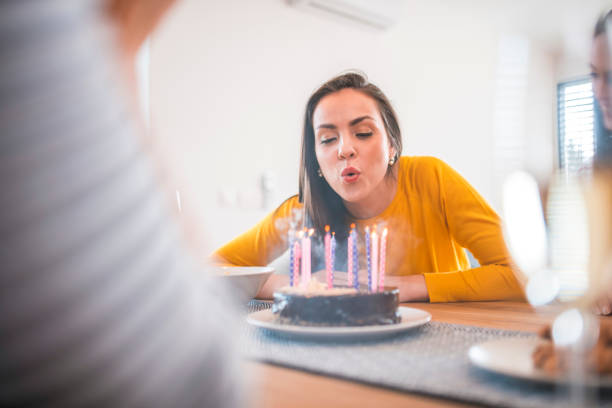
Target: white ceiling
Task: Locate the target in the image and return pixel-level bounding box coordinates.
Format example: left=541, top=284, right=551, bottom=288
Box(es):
left=396, top=0, right=610, bottom=58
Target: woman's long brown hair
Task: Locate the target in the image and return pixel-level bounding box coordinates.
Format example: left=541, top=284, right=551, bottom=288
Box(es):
left=298, top=72, right=403, bottom=239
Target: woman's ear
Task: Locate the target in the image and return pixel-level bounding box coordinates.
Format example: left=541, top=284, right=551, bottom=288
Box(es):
left=389, top=146, right=397, bottom=162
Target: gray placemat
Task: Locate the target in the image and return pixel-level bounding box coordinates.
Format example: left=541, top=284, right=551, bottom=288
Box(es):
left=244, top=300, right=612, bottom=408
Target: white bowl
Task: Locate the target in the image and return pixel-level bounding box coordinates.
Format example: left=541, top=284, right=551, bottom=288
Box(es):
left=213, top=266, right=274, bottom=303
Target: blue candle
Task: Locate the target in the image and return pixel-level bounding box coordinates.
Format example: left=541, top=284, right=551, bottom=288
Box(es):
left=352, top=228, right=359, bottom=289
left=288, top=230, right=295, bottom=286
left=365, top=226, right=371, bottom=292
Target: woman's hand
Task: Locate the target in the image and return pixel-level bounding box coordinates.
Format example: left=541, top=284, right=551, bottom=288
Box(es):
left=384, top=275, right=429, bottom=302
left=594, top=292, right=612, bottom=315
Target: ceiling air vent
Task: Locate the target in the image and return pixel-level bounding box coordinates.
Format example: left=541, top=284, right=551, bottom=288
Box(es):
left=286, top=0, right=402, bottom=31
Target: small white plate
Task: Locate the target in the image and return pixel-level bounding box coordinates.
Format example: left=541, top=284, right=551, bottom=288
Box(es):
left=246, top=306, right=431, bottom=340
left=468, top=337, right=612, bottom=387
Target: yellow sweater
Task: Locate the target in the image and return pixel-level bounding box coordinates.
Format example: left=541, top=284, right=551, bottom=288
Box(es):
left=214, top=156, right=524, bottom=302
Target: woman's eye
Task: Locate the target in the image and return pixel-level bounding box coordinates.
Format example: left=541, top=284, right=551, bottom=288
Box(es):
left=320, top=137, right=337, bottom=144
left=356, top=132, right=373, bottom=138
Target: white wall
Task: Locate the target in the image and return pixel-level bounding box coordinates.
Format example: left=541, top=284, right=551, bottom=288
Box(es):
left=148, top=0, right=600, bottom=255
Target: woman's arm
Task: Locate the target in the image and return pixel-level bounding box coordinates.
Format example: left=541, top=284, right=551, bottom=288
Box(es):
left=256, top=274, right=290, bottom=299
left=385, top=275, right=429, bottom=302
left=213, top=196, right=301, bottom=266
left=424, top=158, right=524, bottom=302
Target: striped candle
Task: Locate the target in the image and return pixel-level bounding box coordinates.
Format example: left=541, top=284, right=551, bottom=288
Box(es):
left=365, top=226, right=371, bottom=292
left=300, top=229, right=309, bottom=286
left=289, top=230, right=295, bottom=286
left=324, top=225, right=332, bottom=289
left=304, top=229, right=314, bottom=284
left=371, top=227, right=379, bottom=292
left=330, top=231, right=336, bottom=288
left=293, top=239, right=301, bottom=287
left=347, top=224, right=354, bottom=287
left=352, top=227, right=359, bottom=289
left=379, top=227, right=388, bottom=291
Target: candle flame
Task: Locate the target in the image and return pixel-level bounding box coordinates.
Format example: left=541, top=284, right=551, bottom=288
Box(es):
left=382, top=227, right=388, bottom=236
left=350, top=223, right=356, bottom=229
left=332, top=231, right=335, bottom=236
left=325, top=225, right=330, bottom=232
left=365, top=226, right=370, bottom=232
left=308, top=228, right=314, bottom=237
left=298, top=230, right=304, bottom=238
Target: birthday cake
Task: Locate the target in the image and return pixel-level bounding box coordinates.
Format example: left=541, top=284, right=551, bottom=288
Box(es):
left=272, top=279, right=400, bottom=327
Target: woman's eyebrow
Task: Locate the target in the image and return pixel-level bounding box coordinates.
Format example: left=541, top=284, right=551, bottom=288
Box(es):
left=316, top=115, right=375, bottom=130
left=349, top=115, right=374, bottom=126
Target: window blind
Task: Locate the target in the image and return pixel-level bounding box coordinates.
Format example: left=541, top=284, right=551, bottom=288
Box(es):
left=557, top=78, right=594, bottom=173
left=551, top=77, right=594, bottom=301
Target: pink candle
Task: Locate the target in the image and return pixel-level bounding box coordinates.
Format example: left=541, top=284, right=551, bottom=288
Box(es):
left=301, top=228, right=313, bottom=285
left=293, top=240, right=301, bottom=287
left=347, top=224, right=354, bottom=287
left=324, top=225, right=332, bottom=288
left=300, top=229, right=308, bottom=286
left=379, top=227, right=388, bottom=291
left=370, top=227, right=379, bottom=292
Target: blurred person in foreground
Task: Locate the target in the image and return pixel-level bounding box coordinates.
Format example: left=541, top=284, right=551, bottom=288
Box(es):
left=588, top=8, right=612, bottom=316
left=0, top=0, right=242, bottom=407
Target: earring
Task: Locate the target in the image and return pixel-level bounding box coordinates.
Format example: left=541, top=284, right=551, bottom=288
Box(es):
left=389, top=155, right=396, bottom=166
left=317, top=168, right=323, bottom=178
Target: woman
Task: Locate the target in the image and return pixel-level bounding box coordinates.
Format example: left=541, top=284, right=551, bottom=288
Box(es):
left=589, top=9, right=612, bottom=315
left=214, top=72, right=523, bottom=303
left=592, top=9, right=612, bottom=164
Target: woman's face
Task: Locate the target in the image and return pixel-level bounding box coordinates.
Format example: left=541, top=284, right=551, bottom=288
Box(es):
left=312, top=88, right=395, bottom=208
left=591, top=33, right=612, bottom=129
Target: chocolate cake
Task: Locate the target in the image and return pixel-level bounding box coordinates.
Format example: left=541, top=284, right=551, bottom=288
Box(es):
left=272, top=279, right=400, bottom=327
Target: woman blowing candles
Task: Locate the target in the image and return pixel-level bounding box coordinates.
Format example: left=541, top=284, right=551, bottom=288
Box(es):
left=213, top=72, right=523, bottom=303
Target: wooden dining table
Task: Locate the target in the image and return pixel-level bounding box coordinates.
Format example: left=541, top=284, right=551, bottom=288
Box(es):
left=246, top=301, right=569, bottom=408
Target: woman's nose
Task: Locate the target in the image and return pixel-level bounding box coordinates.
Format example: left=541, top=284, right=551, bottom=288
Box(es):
left=337, top=136, right=356, bottom=159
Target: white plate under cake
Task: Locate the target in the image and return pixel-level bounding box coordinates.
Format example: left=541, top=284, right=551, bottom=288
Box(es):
left=247, top=306, right=431, bottom=340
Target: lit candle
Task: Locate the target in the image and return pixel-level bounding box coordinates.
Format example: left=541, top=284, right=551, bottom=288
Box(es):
left=301, top=228, right=308, bottom=286
left=301, top=228, right=313, bottom=286
left=347, top=227, right=354, bottom=287
left=352, top=226, right=358, bottom=289
left=289, top=229, right=295, bottom=286
left=293, top=237, right=301, bottom=287
left=307, top=229, right=314, bottom=283
left=365, top=226, right=371, bottom=292
left=331, top=231, right=336, bottom=288
left=371, top=226, right=379, bottom=292
left=379, top=227, right=388, bottom=291
left=325, top=225, right=332, bottom=289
